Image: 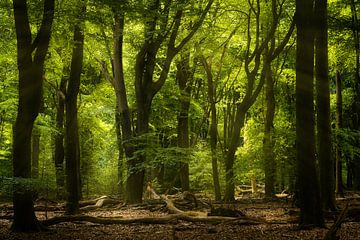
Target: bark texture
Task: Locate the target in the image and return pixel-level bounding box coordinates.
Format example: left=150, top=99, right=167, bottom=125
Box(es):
left=11, top=0, right=54, bottom=232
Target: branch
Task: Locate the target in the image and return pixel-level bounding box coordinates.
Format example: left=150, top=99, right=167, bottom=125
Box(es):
left=33, top=0, right=55, bottom=64
left=271, top=15, right=295, bottom=60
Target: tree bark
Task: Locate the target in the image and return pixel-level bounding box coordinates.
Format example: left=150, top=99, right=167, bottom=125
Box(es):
left=223, top=0, right=276, bottom=201
left=200, top=54, right=221, bottom=201
left=263, top=53, right=276, bottom=199
left=65, top=2, right=86, bottom=214
left=176, top=53, right=192, bottom=192
left=11, top=0, right=54, bottom=232
left=115, top=104, right=125, bottom=196
left=31, top=126, right=40, bottom=179
left=54, top=76, right=66, bottom=199
left=126, top=0, right=213, bottom=203
left=335, top=71, right=344, bottom=196
left=350, top=0, right=360, bottom=191
left=315, top=0, right=336, bottom=210
left=295, top=0, right=324, bottom=227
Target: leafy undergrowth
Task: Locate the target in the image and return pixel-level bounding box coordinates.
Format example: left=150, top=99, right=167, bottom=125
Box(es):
left=1, top=198, right=360, bottom=240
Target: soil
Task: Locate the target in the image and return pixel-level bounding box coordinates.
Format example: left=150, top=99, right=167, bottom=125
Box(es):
left=1, top=197, right=360, bottom=240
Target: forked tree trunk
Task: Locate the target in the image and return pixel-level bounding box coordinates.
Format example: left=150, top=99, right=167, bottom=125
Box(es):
left=11, top=0, right=54, bottom=232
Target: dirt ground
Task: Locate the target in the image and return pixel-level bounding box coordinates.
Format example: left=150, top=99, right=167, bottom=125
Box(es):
left=1, top=199, right=360, bottom=240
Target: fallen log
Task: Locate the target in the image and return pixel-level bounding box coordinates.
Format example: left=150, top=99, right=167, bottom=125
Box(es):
left=41, top=214, right=246, bottom=226
left=80, top=197, right=121, bottom=211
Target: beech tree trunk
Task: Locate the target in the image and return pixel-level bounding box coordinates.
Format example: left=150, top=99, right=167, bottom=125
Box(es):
left=115, top=104, right=125, bottom=196
left=31, top=126, right=40, bottom=179
left=200, top=53, right=221, bottom=201
left=224, top=108, right=246, bottom=201
left=54, top=76, right=66, bottom=199
left=11, top=0, right=54, bottom=232
left=263, top=54, right=276, bottom=198
left=295, top=0, right=324, bottom=227
left=335, top=71, right=344, bottom=196
left=125, top=0, right=213, bottom=203
left=315, top=0, right=336, bottom=210
left=350, top=0, right=360, bottom=190
left=65, top=2, right=85, bottom=214
left=176, top=53, right=192, bottom=192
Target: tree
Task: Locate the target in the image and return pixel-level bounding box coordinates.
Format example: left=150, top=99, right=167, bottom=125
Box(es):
left=349, top=0, right=360, bottom=190
left=295, top=0, right=324, bottom=227
left=315, top=0, right=336, bottom=210
left=262, top=18, right=295, bottom=199
left=54, top=75, right=67, bottom=199
left=223, top=0, right=282, bottom=201
left=11, top=0, right=54, bottom=232
left=335, top=71, right=344, bottom=196
left=176, top=51, right=193, bottom=191
left=122, top=0, right=214, bottom=203
left=65, top=1, right=86, bottom=214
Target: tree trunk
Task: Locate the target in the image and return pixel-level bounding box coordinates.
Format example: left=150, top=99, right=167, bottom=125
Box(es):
left=335, top=71, right=344, bottom=196
left=54, top=76, right=66, bottom=199
left=295, top=0, right=324, bottom=227
left=315, top=0, right=336, bottom=211
left=176, top=53, right=192, bottom=192
left=31, top=126, right=40, bottom=179
left=224, top=108, right=246, bottom=202
left=65, top=2, right=85, bottom=214
left=200, top=54, right=221, bottom=201
left=350, top=0, right=360, bottom=191
left=115, top=104, right=124, bottom=196
left=11, top=0, right=54, bottom=232
left=263, top=54, right=276, bottom=199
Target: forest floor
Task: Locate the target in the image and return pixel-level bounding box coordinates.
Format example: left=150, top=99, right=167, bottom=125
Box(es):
left=1, top=192, right=360, bottom=240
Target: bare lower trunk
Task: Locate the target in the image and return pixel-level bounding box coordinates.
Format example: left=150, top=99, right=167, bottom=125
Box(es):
left=176, top=54, right=192, bottom=191
left=31, top=126, right=40, bottom=179
left=296, top=0, right=324, bottom=226
left=263, top=56, right=276, bottom=199
left=65, top=3, right=85, bottom=214
left=335, top=71, right=344, bottom=196
left=224, top=109, right=246, bottom=202
left=54, top=76, right=66, bottom=199
left=11, top=0, right=54, bottom=232
left=315, top=0, right=336, bottom=210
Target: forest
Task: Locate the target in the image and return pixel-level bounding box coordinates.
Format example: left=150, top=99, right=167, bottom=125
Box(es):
left=0, top=0, right=360, bottom=239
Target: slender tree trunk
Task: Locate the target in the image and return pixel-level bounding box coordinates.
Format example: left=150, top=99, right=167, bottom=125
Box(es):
left=65, top=2, right=85, bottom=214
left=11, top=0, right=54, bottom=232
left=295, top=0, right=324, bottom=227
left=200, top=54, right=221, bottom=201
left=263, top=52, right=276, bottom=198
left=315, top=0, right=336, bottom=211
left=111, top=11, right=139, bottom=203
left=224, top=108, right=246, bottom=201
left=54, top=76, right=66, bottom=199
left=115, top=104, right=124, bottom=196
left=176, top=54, right=192, bottom=192
left=335, top=71, right=344, bottom=196
left=350, top=0, right=360, bottom=191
